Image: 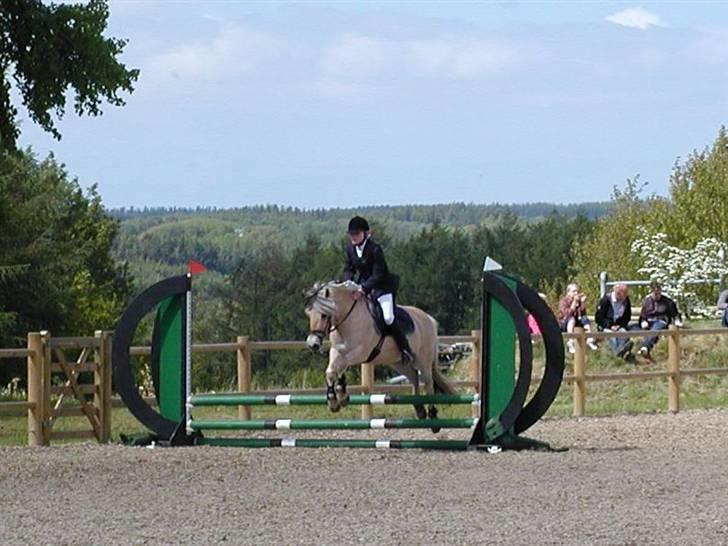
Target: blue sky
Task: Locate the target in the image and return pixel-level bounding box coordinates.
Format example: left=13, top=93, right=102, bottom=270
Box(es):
left=17, top=1, right=728, bottom=209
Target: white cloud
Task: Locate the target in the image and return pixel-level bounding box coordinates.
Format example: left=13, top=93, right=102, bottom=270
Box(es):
left=407, top=38, right=516, bottom=78
left=605, top=7, right=664, bottom=30
left=320, top=33, right=395, bottom=79
left=146, top=24, right=284, bottom=83
left=320, top=33, right=519, bottom=85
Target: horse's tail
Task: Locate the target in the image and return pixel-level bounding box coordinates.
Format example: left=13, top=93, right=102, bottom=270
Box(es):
left=433, top=365, right=456, bottom=394
left=428, top=315, right=456, bottom=395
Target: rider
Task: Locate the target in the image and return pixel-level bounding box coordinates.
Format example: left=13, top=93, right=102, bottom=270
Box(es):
left=343, top=215, right=414, bottom=364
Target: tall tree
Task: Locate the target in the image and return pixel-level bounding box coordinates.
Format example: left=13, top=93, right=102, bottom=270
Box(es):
left=0, top=150, right=132, bottom=383
left=570, top=176, right=658, bottom=301
left=394, top=223, right=475, bottom=334
left=658, top=126, right=728, bottom=246
left=521, top=212, right=594, bottom=297
left=0, top=0, right=138, bottom=150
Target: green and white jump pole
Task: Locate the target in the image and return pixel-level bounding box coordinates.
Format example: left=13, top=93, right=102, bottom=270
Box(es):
left=112, top=257, right=565, bottom=450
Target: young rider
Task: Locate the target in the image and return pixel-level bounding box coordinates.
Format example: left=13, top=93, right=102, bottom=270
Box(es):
left=342, top=215, right=414, bottom=364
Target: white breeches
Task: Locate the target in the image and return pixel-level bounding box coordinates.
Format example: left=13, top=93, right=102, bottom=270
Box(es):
left=377, top=293, right=394, bottom=325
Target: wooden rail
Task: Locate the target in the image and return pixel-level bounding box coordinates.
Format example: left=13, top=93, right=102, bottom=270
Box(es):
left=564, top=325, right=728, bottom=416
left=2, top=326, right=728, bottom=444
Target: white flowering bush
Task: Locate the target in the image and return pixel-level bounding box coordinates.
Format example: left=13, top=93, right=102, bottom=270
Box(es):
left=631, top=228, right=728, bottom=318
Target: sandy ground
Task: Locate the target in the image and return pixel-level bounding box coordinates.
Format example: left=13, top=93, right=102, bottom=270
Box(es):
left=1, top=409, right=727, bottom=546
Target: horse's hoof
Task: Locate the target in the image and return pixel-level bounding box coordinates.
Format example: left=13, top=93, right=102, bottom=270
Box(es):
left=430, top=426, right=441, bottom=434
left=428, top=406, right=438, bottom=420
left=415, top=406, right=427, bottom=420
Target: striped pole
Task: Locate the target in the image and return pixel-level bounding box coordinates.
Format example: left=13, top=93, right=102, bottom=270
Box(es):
left=196, top=437, right=473, bottom=450
left=185, top=274, right=192, bottom=435
left=189, top=393, right=479, bottom=407
left=189, top=417, right=477, bottom=431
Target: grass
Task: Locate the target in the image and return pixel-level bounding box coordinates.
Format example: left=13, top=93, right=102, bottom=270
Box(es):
left=2, top=323, right=727, bottom=447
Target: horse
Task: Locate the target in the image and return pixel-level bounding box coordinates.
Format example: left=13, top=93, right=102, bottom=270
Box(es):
left=304, top=280, right=456, bottom=428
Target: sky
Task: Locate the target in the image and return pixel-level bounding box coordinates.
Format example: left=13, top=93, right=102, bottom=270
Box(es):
left=16, top=1, right=728, bottom=210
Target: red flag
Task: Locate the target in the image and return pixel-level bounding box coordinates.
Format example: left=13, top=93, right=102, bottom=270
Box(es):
left=187, top=260, right=207, bottom=275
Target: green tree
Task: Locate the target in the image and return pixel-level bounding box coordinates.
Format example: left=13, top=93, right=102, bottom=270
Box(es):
left=656, top=126, right=728, bottom=246
left=394, top=223, right=475, bottom=334
left=521, top=212, right=594, bottom=297
left=0, top=150, right=132, bottom=383
left=0, top=0, right=138, bottom=150
left=571, top=176, right=658, bottom=302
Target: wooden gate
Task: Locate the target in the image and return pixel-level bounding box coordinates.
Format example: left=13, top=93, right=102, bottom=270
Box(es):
left=27, top=331, right=112, bottom=446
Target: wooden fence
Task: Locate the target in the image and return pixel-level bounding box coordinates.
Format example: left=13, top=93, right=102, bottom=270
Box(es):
left=565, top=325, right=728, bottom=416
left=0, top=331, right=112, bottom=446
left=2, top=326, right=728, bottom=445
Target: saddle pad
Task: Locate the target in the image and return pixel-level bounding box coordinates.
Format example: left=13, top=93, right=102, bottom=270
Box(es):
left=368, top=300, right=415, bottom=335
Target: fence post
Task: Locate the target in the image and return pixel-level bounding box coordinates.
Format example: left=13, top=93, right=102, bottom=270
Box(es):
left=236, top=336, right=251, bottom=420
left=360, top=362, right=374, bottom=419
left=667, top=325, right=681, bottom=413
left=470, top=330, right=481, bottom=418
left=572, top=327, right=586, bottom=417
left=94, top=330, right=112, bottom=443
left=599, top=271, right=608, bottom=298
left=40, top=330, right=53, bottom=446
left=27, top=332, right=45, bottom=446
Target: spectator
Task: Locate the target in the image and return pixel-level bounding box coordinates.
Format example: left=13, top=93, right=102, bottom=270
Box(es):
left=595, top=283, right=634, bottom=360
left=637, top=280, right=682, bottom=358
left=559, top=283, right=598, bottom=353
left=527, top=312, right=541, bottom=335
left=526, top=293, right=549, bottom=336
left=717, top=287, right=728, bottom=328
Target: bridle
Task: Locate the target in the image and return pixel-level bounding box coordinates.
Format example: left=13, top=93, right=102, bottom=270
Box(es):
left=309, top=299, right=358, bottom=338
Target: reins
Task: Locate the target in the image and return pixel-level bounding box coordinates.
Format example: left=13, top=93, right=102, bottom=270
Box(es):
left=330, top=300, right=358, bottom=332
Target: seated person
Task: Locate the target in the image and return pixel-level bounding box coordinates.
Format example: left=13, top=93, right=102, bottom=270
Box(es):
left=637, top=280, right=681, bottom=358
left=595, top=283, right=634, bottom=360
left=717, top=288, right=728, bottom=328
left=558, top=283, right=598, bottom=353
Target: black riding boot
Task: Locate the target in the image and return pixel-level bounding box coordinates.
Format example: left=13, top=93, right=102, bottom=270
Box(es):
left=388, top=322, right=415, bottom=365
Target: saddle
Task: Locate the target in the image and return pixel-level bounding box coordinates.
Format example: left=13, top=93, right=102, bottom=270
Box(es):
left=366, top=298, right=415, bottom=335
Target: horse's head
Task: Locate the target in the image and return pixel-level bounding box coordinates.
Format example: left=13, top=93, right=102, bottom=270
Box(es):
left=304, top=280, right=359, bottom=352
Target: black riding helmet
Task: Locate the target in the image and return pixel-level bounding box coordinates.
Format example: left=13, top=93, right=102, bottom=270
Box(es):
left=347, top=216, right=370, bottom=233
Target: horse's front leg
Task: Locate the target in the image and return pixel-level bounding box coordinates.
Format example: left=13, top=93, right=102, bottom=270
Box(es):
left=325, top=348, right=349, bottom=412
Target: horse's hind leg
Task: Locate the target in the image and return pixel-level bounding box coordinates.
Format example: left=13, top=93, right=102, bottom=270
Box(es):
left=418, top=358, right=441, bottom=433
left=392, top=361, right=425, bottom=419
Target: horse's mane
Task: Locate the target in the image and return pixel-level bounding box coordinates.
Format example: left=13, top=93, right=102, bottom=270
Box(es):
left=304, top=280, right=358, bottom=315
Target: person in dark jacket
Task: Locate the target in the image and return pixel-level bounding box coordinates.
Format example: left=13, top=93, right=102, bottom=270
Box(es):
left=717, top=287, right=728, bottom=328
left=595, top=283, right=634, bottom=360
left=342, top=216, right=414, bottom=364
left=637, top=280, right=682, bottom=357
